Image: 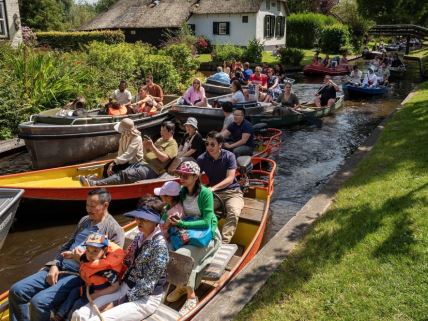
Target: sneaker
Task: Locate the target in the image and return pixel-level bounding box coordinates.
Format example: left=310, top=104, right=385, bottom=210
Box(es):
left=179, top=297, right=199, bottom=316
left=166, top=286, right=187, bottom=303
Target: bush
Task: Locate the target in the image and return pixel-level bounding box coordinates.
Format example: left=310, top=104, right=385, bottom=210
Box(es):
left=278, top=47, right=305, bottom=66
left=211, top=44, right=245, bottom=64
left=319, top=23, right=351, bottom=53
left=243, top=38, right=264, bottom=63
left=195, top=36, right=212, bottom=54
left=287, top=13, right=337, bottom=48
left=160, top=44, right=199, bottom=84
left=36, top=30, right=125, bottom=51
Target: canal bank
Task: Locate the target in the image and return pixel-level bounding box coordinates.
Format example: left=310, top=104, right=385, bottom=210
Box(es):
left=193, top=82, right=428, bottom=321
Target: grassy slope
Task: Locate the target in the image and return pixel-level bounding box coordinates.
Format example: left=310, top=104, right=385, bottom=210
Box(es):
left=235, top=82, right=428, bottom=321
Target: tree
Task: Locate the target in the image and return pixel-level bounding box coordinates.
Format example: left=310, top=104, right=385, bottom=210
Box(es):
left=95, top=0, right=119, bottom=13
left=19, top=0, right=68, bottom=31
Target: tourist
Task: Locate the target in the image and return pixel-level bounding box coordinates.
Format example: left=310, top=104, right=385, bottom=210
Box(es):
left=56, top=96, right=87, bottom=117
left=221, top=101, right=234, bottom=133
left=339, top=53, right=349, bottom=65
left=312, top=51, right=320, bottom=64
left=155, top=181, right=184, bottom=239
left=347, top=65, right=363, bottom=84
left=322, top=54, right=330, bottom=68
left=197, top=132, right=244, bottom=244
left=222, top=107, right=255, bottom=157
left=263, top=68, right=282, bottom=103
left=314, top=75, right=339, bottom=108
left=249, top=66, right=268, bottom=101
left=80, top=121, right=178, bottom=186
left=71, top=198, right=169, bottom=321
left=362, top=67, right=379, bottom=88
left=143, top=74, right=164, bottom=106
left=182, top=78, right=208, bottom=107
left=8, top=189, right=125, bottom=321
left=51, top=233, right=126, bottom=321
left=273, top=82, right=300, bottom=116
left=131, top=86, right=159, bottom=115
left=242, top=62, right=253, bottom=81
left=100, top=118, right=144, bottom=179
left=230, top=80, right=246, bottom=104
left=230, top=70, right=247, bottom=85
left=391, top=53, right=404, bottom=67
left=177, top=117, right=205, bottom=160
left=377, top=62, right=390, bottom=85
left=207, top=66, right=230, bottom=85
left=165, top=161, right=221, bottom=315
left=110, top=80, right=132, bottom=106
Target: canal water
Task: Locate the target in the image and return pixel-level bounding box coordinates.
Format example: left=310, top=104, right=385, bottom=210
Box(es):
left=0, top=59, right=422, bottom=293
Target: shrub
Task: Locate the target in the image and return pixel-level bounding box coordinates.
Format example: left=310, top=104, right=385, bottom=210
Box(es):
left=319, top=23, right=351, bottom=53
left=160, top=44, right=199, bottom=84
left=22, top=26, right=37, bottom=47
left=195, top=36, right=212, bottom=54
left=278, top=47, right=305, bottom=66
left=287, top=13, right=337, bottom=48
left=243, top=38, right=264, bottom=63
left=36, top=30, right=125, bottom=51
left=211, top=44, right=244, bottom=64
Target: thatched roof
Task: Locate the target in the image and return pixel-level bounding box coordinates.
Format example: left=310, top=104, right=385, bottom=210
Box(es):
left=80, top=0, right=199, bottom=30
left=80, top=0, right=287, bottom=31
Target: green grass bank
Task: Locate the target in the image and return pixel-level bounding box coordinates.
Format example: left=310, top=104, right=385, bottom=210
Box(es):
left=235, top=82, right=428, bottom=321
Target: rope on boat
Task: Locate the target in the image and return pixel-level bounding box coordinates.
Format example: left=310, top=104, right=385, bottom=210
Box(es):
left=58, top=271, right=105, bottom=321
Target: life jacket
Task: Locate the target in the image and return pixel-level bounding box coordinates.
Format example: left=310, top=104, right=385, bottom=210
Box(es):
left=80, top=241, right=126, bottom=287
left=108, top=105, right=128, bottom=116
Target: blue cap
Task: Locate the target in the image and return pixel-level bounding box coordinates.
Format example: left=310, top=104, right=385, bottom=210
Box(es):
left=124, top=207, right=164, bottom=224
left=84, top=233, right=109, bottom=248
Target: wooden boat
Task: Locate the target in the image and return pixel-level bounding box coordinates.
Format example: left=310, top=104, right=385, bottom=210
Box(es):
left=203, top=78, right=296, bottom=95
left=248, top=96, right=344, bottom=128
left=19, top=96, right=179, bottom=170
left=342, top=83, right=389, bottom=98
left=0, top=156, right=276, bottom=321
left=362, top=50, right=382, bottom=60
left=303, top=63, right=351, bottom=76
left=0, top=188, right=24, bottom=250
left=389, top=65, right=406, bottom=79
left=0, top=131, right=280, bottom=201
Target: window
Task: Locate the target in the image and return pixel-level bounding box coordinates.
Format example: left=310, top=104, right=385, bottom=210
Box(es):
left=266, top=0, right=270, bottom=10
left=264, top=15, right=275, bottom=38
left=271, top=1, right=276, bottom=7
left=213, top=22, right=230, bottom=35
left=242, top=16, right=248, bottom=23
left=275, top=16, right=285, bottom=37
left=0, top=0, right=8, bottom=38
left=188, top=24, right=196, bottom=34
left=130, top=30, right=136, bottom=35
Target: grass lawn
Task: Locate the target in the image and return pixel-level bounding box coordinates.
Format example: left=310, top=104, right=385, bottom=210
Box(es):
left=407, top=47, right=428, bottom=59
left=235, top=82, right=428, bottom=321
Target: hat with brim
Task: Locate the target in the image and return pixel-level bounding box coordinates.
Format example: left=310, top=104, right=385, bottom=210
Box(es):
left=154, top=181, right=181, bottom=196
left=183, top=117, right=198, bottom=129
left=124, top=207, right=164, bottom=224
left=84, top=233, right=109, bottom=248
left=175, top=160, right=200, bottom=176
left=114, top=118, right=134, bottom=133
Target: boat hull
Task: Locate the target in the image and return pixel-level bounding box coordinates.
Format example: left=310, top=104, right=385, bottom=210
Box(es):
left=389, top=66, right=406, bottom=79
left=342, top=84, right=388, bottom=98
left=0, top=189, right=24, bottom=249
left=303, top=64, right=351, bottom=76
left=248, top=96, right=344, bottom=127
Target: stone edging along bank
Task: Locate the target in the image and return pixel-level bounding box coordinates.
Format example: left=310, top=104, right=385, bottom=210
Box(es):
left=192, top=89, right=413, bottom=321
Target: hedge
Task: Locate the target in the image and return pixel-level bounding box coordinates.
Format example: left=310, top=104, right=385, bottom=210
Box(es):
left=318, top=24, right=351, bottom=54
left=286, top=13, right=336, bottom=48
left=36, top=30, right=125, bottom=51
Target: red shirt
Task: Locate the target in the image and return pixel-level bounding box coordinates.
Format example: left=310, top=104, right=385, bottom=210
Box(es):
left=249, top=73, right=268, bottom=87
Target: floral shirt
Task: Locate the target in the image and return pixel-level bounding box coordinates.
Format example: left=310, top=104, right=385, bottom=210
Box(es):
left=123, top=226, right=169, bottom=301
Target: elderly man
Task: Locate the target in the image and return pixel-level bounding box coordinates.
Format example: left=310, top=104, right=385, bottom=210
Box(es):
left=197, top=131, right=244, bottom=244
left=222, top=107, right=255, bottom=157
left=83, top=121, right=178, bottom=186
left=8, top=188, right=125, bottom=321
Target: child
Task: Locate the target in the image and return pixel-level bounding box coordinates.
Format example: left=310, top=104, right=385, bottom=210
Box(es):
left=51, top=233, right=126, bottom=321
left=154, top=181, right=184, bottom=239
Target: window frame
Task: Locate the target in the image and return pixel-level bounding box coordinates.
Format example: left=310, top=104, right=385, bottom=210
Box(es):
left=242, top=15, right=248, bottom=23
left=264, top=15, right=275, bottom=38
left=213, top=21, right=230, bottom=36
left=275, top=16, right=285, bottom=38
left=0, top=0, right=8, bottom=39
left=266, top=0, right=270, bottom=10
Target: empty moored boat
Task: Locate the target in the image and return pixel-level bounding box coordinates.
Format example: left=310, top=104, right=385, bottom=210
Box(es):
left=0, top=188, right=24, bottom=250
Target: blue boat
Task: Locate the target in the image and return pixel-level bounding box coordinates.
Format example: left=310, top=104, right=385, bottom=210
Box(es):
left=342, top=83, right=389, bottom=98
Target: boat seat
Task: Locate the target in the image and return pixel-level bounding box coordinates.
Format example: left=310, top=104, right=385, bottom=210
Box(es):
left=252, top=122, right=267, bottom=131
left=237, top=155, right=252, bottom=168
left=239, top=198, right=265, bottom=224
left=144, top=304, right=181, bottom=321
left=202, top=243, right=238, bottom=281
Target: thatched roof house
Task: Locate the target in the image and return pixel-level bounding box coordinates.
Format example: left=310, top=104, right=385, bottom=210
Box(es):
left=0, top=0, right=22, bottom=47
left=81, top=0, right=287, bottom=48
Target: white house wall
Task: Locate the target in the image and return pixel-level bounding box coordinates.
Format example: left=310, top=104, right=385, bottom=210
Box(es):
left=256, top=0, right=286, bottom=48
left=3, top=0, right=22, bottom=47
left=188, top=13, right=257, bottom=47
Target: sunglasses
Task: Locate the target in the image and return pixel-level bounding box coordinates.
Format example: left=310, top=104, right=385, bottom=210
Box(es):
left=205, top=142, right=216, bottom=148
left=193, top=82, right=200, bottom=85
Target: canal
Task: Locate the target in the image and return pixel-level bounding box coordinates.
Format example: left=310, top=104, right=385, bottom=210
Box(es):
left=0, top=59, right=422, bottom=293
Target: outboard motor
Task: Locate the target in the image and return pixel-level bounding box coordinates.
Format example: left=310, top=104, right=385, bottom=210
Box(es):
left=237, top=156, right=253, bottom=193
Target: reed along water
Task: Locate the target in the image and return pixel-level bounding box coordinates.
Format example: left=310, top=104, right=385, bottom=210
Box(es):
left=0, top=59, right=422, bottom=292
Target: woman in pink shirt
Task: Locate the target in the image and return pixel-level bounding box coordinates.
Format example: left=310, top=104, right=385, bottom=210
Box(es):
left=182, top=78, right=208, bottom=107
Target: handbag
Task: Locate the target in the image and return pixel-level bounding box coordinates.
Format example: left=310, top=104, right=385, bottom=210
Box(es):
left=168, top=218, right=212, bottom=250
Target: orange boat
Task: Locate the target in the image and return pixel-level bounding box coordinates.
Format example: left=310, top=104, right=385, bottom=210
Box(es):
left=0, top=157, right=276, bottom=321
left=303, top=63, right=351, bottom=76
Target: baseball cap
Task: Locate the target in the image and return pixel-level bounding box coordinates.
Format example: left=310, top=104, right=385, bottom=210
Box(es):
left=84, top=233, right=109, bottom=248
left=154, top=181, right=181, bottom=197
left=175, top=161, right=200, bottom=176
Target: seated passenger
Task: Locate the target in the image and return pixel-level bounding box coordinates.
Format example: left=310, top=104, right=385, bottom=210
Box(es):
left=273, top=82, right=300, bottom=116
left=230, top=80, right=246, bottom=104
left=339, top=53, right=348, bottom=65
left=347, top=65, right=363, bottom=84
left=221, top=102, right=234, bottom=133
left=182, top=78, right=208, bottom=107
left=222, top=107, right=255, bottom=157
left=249, top=66, right=268, bottom=101
left=52, top=233, right=126, bottom=320
left=263, top=68, right=282, bottom=103
left=80, top=121, right=178, bottom=186
left=165, top=161, right=221, bottom=315
left=8, top=189, right=125, bottom=321
left=207, top=66, right=230, bottom=85
left=110, top=80, right=132, bottom=107
left=377, top=62, right=390, bottom=85
left=197, top=132, right=244, bottom=244
left=312, top=52, right=320, bottom=64
left=362, top=67, right=379, bottom=88
left=143, top=73, right=164, bottom=106
left=314, top=75, right=339, bottom=108
left=242, top=62, right=253, bottom=81
left=391, top=53, right=404, bottom=67
left=131, top=86, right=159, bottom=115
left=155, top=181, right=184, bottom=239
left=72, top=198, right=169, bottom=321
left=106, top=100, right=128, bottom=116
left=177, top=117, right=205, bottom=160
left=57, top=96, right=87, bottom=117
left=322, top=54, right=330, bottom=67
left=230, top=70, right=247, bottom=85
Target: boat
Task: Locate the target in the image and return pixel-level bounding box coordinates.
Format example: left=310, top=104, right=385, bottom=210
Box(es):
left=389, top=65, right=406, bottom=79
left=247, top=96, right=344, bottom=128
left=303, top=63, right=351, bottom=76
left=0, top=188, right=24, bottom=250
left=0, top=156, right=276, bottom=321
left=0, top=130, right=280, bottom=201
left=171, top=94, right=270, bottom=134
left=342, top=83, right=389, bottom=98
left=18, top=95, right=180, bottom=170
left=362, top=50, right=382, bottom=60
left=203, top=78, right=295, bottom=95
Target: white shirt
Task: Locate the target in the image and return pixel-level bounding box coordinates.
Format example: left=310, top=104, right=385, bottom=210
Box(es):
left=112, top=89, right=132, bottom=105
left=231, top=90, right=246, bottom=103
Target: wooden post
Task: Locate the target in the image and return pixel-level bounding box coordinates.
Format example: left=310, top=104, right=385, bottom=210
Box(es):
left=405, top=35, right=411, bottom=55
